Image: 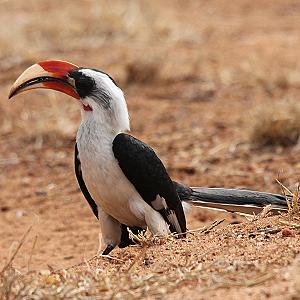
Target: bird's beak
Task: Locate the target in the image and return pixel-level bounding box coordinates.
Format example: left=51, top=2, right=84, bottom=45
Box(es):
left=9, top=60, right=80, bottom=99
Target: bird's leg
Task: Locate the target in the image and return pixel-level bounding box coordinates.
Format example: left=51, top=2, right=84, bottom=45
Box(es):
left=97, top=208, right=121, bottom=256
left=102, top=244, right=115, bottom=255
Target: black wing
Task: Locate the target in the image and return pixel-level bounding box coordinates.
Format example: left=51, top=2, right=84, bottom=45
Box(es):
left=74, top=143, right=144, bottom=247
left=112, top=133, right=187, bottom=235
left=75, top=143, right=99, bottom=219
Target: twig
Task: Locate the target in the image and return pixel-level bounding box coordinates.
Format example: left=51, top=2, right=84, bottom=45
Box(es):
left=27, top=234, right=38, bottom=272
left=260, top=204, right=273, bottom=218
left=276, top=179, right=293, bottom=196
left=125, top=246, right=148, bottom=273
left=171, top=219, right=225, bottom=238
left=249, top=228, right=281, bottom=237
left=1, top=225, right=32, bottom=275
left=276, top=179, right=293, bottom=211
left=82, top=243, right=93, bottom=273
left=279, top=220, right=300, bottom=228
left=200, top=271, right=274, bottom=293
left=276, top=179, right=300, bottom=214
left=200, top=219, right=225, bottom=234
left=99, top=255, right=126, bottom=263
left=170, top=227, right=204, bottom=238
left=244, top=272, right=275, bottom=287
left=292, top=184, right=300, bottom=213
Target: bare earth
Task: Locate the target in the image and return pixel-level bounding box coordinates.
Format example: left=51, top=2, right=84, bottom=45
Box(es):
left=1, top=1, right=300, bottom=298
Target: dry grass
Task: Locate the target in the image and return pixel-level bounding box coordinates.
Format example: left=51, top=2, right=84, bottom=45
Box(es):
left=249, top=100, right=300, bottom=147
left=1, top=213, right=300, bottom=299
left=0, top=263, right=275, bottom=299
left=124, top=59, right=160, bottom=85
left=0, top=217, right=289, bottom=300
left=276, top=180, right=300, bottom=215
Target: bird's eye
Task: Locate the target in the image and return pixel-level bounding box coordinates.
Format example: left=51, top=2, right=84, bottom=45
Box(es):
left=68, top=70, right=95, bottom=98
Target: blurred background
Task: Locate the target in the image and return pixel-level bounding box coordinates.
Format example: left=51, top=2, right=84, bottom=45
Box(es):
left=1, top=0, right=300, bottom=269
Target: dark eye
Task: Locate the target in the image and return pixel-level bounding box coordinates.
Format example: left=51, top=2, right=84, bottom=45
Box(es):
left=68, top=69, right=95, bottom=98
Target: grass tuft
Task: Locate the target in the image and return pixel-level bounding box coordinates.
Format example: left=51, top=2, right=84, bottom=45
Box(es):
left=124, top=59, right=160, bottom=85
left=249, top=100, right=300, bottom=147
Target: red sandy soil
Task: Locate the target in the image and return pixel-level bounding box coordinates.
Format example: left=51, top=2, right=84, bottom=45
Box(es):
left=1, top=1, right=300, bottom=298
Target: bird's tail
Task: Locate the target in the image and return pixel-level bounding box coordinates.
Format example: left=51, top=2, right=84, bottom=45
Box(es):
left=184, top=186, right=290, bottom=215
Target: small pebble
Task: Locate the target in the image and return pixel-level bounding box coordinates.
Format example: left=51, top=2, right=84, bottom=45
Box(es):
left=282, top=228, right=295, bottom=237
left=1, top=206, right=10, bottom=212
left=35, top=190, right=47, bottom=196
left=16, top=210, right=25, bottom=218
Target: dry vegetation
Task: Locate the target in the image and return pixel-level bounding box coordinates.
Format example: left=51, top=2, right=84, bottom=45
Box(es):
left=1, top=213, right=300, bottom=300
left=249, top=100, right=300, bottom=146
left=0, top=214, right=300, bottom=299
left=1, top=0, right=300, bottom=299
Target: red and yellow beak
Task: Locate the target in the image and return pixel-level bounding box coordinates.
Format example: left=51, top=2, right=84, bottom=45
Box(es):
left=9, top=60, right=80, bottom=99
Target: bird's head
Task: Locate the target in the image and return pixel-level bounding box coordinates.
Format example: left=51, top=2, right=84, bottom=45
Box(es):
left=9, top=60, right=130, bottom=132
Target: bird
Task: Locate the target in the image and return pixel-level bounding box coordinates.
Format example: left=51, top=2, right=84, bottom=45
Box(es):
left=9, top=60, right=292, bottom=255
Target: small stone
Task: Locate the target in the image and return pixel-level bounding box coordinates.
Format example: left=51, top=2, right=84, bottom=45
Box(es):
left=282, top=228, right=295, bottom=237
left=35, top=191, right=47, bottom=196
left=1, top=206, right=10, bottom=212
left=16, top=210, right=25, bottom=218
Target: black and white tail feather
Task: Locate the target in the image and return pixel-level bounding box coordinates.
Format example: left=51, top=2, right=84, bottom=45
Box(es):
left=174, top=182, right=290, bottom=216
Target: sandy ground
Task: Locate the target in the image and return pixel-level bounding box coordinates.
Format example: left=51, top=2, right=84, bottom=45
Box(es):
left=1, top=0, right=300, bottom=298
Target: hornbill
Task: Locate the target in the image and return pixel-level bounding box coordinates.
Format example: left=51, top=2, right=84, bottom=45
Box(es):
left=9, top=60, right=290, bottom=255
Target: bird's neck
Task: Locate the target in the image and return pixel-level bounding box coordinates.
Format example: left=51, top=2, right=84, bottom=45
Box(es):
left=80, top=92, right=130, bottom=132
left=77, top=91, right=131, bottom=148
left=78, top=107, right=130, bottom=146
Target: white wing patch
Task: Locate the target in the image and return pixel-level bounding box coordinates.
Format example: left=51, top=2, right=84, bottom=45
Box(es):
left=182, top=201, right=192, bottom=214
left=161, top=197, right=182, bottom=233
left=151, top=195, right=184, bottom=233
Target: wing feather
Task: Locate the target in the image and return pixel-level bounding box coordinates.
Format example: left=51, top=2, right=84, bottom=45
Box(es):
left=112, top=133, right=186, bottom=234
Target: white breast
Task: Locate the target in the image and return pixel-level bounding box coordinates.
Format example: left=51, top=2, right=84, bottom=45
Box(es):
left=76, top=121, right=148, bottom=228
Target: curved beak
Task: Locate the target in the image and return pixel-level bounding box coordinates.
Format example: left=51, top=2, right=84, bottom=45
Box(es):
left=9, top=60, right=80, bottom=99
